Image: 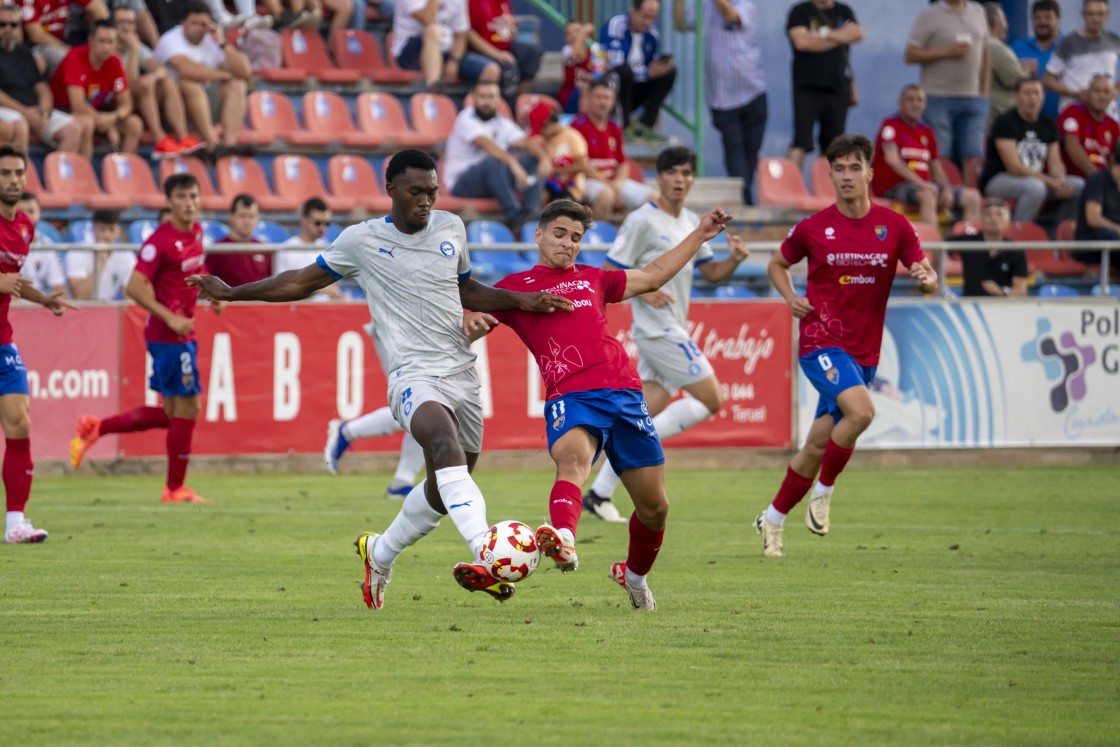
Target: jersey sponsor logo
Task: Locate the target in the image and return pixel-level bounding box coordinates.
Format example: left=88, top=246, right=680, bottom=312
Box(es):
left=0, top=249, right=26, bottom=267
left=839, top=274, right=876, bottom=285
left=827, top=252, right=889, bottom=267
left=824, top=227, right=836, bottom=240
left=875, top=225, right=888, bottom=241
left=546, top=279, right=594, bottom=295
left=180, top=255, right=204, bottom=273
left=572, top=298, right=592, bottom=309
left=439, top=241, right=455, bottom=257
left=378, top=246, right=395, bottom=257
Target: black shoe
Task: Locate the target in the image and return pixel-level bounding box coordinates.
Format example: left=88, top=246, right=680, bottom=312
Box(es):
left=583, top=490, right=627, bottom=523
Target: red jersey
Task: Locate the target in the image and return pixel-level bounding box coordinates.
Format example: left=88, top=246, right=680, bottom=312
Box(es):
left=781, top=204, right=924, bottom=366
left=50, top=46, right=127, bottom=113
left=871, top=114, right=939, bottom=196
left=1058, top=102, right=1120, bottom=178
left=493, top=264, right=640, bottom=400
left=571, top=113, right=626, bottom=181
left=0, top=211, right=34, bottom=346
left=21, top=0, right=92, bottom=41
left=134, top=221, right=205, bottom=343
left=468, top=0, right=515, bottom=52
left=204, top=236, right=270, bottom=287
left=559, top=50, right=594, bottom=108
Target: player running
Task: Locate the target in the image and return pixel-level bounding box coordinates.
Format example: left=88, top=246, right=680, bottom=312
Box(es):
left=755, top=134, right=937, bottom=558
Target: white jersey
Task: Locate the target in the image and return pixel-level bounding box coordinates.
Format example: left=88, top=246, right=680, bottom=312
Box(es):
left=318, top=211, right=475, bottom=377
left=23, top=249, right=65, bottom=293
left=97, top=251, right=137, bottom=301
left=274, top=236, right=327, bottom=275
left=606, top=201, right=713, bottom=339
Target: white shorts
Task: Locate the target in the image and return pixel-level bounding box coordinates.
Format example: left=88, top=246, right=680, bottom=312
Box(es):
left=635, top=330, right=715, bottom=396
left=583, top=178, right=652, bottom=211
left=0, top=108, right=75, bottom=147
left=387, top=368, right=484, bottom=453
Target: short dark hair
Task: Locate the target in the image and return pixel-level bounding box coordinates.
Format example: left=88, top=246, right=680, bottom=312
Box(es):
left=301, top=197, right=328, bottom=216
left=0, top=145, right=28, bottom=166
left=1017, top=76, right=1044, bottom=91
left=630, top=0, right=649, bottom=9
left=230, top=193, right=257, bottom=212
left=163, top=172, right=199, bottom=197
left=655, top=146, right=696, bottom=174
left=92, top=209, right=121, bottom=225
left=824, top=134, right=873, bottom=165
left=1032, top=0, right=1060, bottom=16
left=385, top=149, right=436, bottom=186
left=181, top=0, right=213, bottom=20
left=586, top=79, right=614, bottom=96
left=538, top=199, right=593, bottom=232
left=19, top=192, right=36, bottom=203
left=91, top=19, right=116, bottom=34
left=1084, top=0, right=1108, bottom=8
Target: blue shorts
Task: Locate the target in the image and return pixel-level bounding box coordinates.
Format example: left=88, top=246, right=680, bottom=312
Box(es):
left=147, top=340, right=201, bottom=398
left=800, top=347, right=876, bottom=424
left=396, top=36, right=494, bottom=83
left=544, top=389, right=664, bottom=473
left=0, top=343, right=30, bottom=396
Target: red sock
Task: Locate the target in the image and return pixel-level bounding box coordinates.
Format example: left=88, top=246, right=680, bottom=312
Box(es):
left=166, top=418, right=195, bottom=490
left=99, top=406, right=170, bottom=435
left=818, top=439, right=855, bottom=487
left=772, top=465, right=814, bottom=515
left=625, top=512, right=664, bottom=576
left=548, top=480, right=583, bottom=535
left=4, top=438, right=33, bottom=512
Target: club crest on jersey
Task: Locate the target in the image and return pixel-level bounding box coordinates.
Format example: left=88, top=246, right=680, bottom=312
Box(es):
left=875, top=225, right=888, bottom=241
left=439, top=241, right=455, bottom=257
left=826, top=367, right=839, bottom=384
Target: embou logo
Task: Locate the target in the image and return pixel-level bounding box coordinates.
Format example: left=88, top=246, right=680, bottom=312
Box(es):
left=1020, top=318, right=1097, bottom=412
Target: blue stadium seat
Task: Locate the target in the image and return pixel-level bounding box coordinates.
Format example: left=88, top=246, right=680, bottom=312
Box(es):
left=253, top=221, right=291, bottom=243
left=466, top=220, right=515, bottom=246
left=34, top=221, right=61, bottom=244
left=1090, top=283, right=1120, bottom=297
left=580, top=250, right=608, bottom=267
left=519, top=223, right=536, bottom=243
left=325, top=223, right=344, bottom=243
left=707, top=231, right=728, bottom=246
left=713, top=285, right=757, bottom=299
left=1038, top=284, right=1080, bottom=297
left=67, top=219, right=94, bottom=244
left=470, top=250, right=529, bottom=279
left=944, top=285, right=962, bottom=298
left=691, top=286, right=714, bottom=299
left=201, top=221, right=229, bottom=243
left=128, top=220, right=159, bottom=244
left=584, top=221, right=617, bottom=246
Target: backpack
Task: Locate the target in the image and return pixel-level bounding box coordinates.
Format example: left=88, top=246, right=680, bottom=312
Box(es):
left=239, top=27, right=282, bottom=70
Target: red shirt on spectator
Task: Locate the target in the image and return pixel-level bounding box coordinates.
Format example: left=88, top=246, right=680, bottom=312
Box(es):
left=559, top=47, right=596, bottom=109
left=469, top=0, right=515, bottom=52
left=49, top=44, right=127, bottom=112
left=571, top=113, right=626, bottom=181
left=21, top=0, right=92, bottom=41
left=1058, top=102, right=1120, bottom=178
left=205, top=236, right=270, bottom=287
left=871, top=114, right=939, bottom=196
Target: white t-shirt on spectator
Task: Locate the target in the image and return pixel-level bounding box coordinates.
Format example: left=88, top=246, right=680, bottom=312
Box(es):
left=274, top=235, right=327, bottom=276
left=391, top=0, right=469, bottom=58
left=97, top=251, right=137, bottom=301
left=23, top=250, right=65, bottom=294
left=442, top=108, right=526, bottom=191
left=154, top=25, right=225, bottom=76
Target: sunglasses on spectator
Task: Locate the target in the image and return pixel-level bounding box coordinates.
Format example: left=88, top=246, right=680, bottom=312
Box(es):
left=310, top=220, right=328, bottom=227
left=0, top=21, right=20, bottom=28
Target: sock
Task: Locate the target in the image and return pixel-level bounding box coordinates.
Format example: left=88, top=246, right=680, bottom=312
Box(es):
left=376, top=480, right=442, bottom=568
left=818, top=439, right=855, bottom=487
left=590, top=460, right=621, bottom=500
left=625, top=512, right=664, bottom=576
left=434, top=465, right=489, bottom=558
left=625, top=566, right=648, bottom=589
left=3, top=438, right=32, bottom=513
left=6, top=510, right=24, bottom=534
left=166, top=418, right=195, bottom=490
left=99, top=406, right=170, bottom=435
left=653, top=396, right=714, bottom=437
left=342, top=406, right=401, bottom=440
left=812, top=482, right=835, bottom=496
left=548, top=480, right=583, bottom=536
left=772, top=465, right=814, bottom=515
left=764, top=505, right=786, bottom=526
left=393, top=432, right=425, bottom=485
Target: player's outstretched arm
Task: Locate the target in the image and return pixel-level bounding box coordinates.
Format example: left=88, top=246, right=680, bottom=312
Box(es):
left=622, top=207, right=731, bottom=300
left=909, top=258, right=939, bottom=295
left=458, top=277, right=573, bottom=313
left=698, top=231, right=751, bottom=284
left=186, top=264, right=337, bottom=303
left=768, top=253, right=813, bottom=319
left=18, top=282, right=78, bottom=317
left=463, top=310, right=498, bottom=343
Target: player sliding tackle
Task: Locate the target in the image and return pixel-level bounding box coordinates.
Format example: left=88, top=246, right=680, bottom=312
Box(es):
left=468, top=199, right=732, bottom=611
left=188, top=149, right=572, bottom=608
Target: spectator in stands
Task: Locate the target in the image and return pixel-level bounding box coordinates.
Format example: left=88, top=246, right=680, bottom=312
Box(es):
left=673, top=0, right=766, bottom=205
left=986, top=1, right=1023, bottom=131
left=50, top=20, right=143, bottom=153
left=871, top=84, right=981, bottom=227
left=113, top=5, right=201, bottom=158
left=21, top=0, right=108, bottom=51
left=601, top=0, right=676, bottom=139
left=571, top=80, right=655, bottom=220
left=905, top=0, right=989, bottom=184
left=950, top=197, right=1028, bottom=296
left=1059, top=72, right=1120, bottom=179
left=391, top=0, right=499, bottom=93
left=1044, top=0, right=1120, bottom=119
left=785, top=0, right=861, bottom=169
left=17, top=192, right=66, bottom=297
left=64, top=208, right=136, bottom=300
left=303, top=0, right=353, bottom=51
left=1012, top=0, right=1062, bottom=120
left=202, top=0, right=306, bottom=32
left=205, top=193, right=269, bottom=286
left=980, top=77, right=1083, bottom=225
left=154, top=0, right=251, bottom=158
left=68, top=0, right=159, bottom=48
left=527, top=101, right=588, bottom=205
left=0, top=4, right=90, bottom=157
left=467, top=0, right=541, bottom=103
left=558, top=21, right=605, bottom=115
left=445, top=80, right=549, bottom=229
left=276, top=196, right=343, bottom=300
left=1074, top=140, right=1120, bottom=269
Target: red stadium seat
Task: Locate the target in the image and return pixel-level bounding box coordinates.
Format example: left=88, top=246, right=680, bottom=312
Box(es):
left=332, top=29, right=421, bottom=85
left=627, top=160, right=646, bottom=183
left=462, top=92, right=512, bottom=120
left=215, top=156, right=300, bottom=212
left=757, top=158, right=832, bottom=212
left=273, top=154, right=356, bottom=213
left=515, top=93, right=560, bottom=129
left=409, top=93, right=458, bottom=147
left=355, top=92, right=430, bottom=148
left=43, top=152, right=127, bottom=210
left=246, top=91, right=331, bottom=147
left=435, top=161, right=502, bottom=215
left=159, top=157, right=227, bottom=211
left=230, top=27, right=304, bottom=83
left=100, top=153, right=166, bottom=210
left=24, top=158, right=68, bottom=209
left=1023, top=219, right=1090, bottom=277
left=813, top=156, right=896, bottom=208
left=940, top=158, right=963, bottom=186
left=282, top=29, right=361, bottom=84
left=328, top=155, right=392, bottom=213
left=302, top=91, right=382, bottom=148
left=909, top=221, right=961, bottom=276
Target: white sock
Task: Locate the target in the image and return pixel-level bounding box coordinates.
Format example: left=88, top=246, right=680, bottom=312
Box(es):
left=393, top=432, right=425, bottom=485
left=653, top=396, right=714, bottom=437
left=435, top=465, right=489, bottom=558
left=6, top=511, right=24, bottom=534
left=765, top=505, right=786, bottom=526
left=590, top=460, right=621, bottom=499
left=812, top=482, right=834, bottom=495
left=558, top=527, right=575, bottom=544
left=624, top=567, right=647, bottom=588
left=375, top=480, right=441, bottom=568
left=342, top=407, right=401, bottom=440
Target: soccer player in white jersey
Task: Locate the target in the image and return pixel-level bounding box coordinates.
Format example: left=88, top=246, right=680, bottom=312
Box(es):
left=188, top=149, right=572, bottom=608
left=583, top=146, right=751, bottom=522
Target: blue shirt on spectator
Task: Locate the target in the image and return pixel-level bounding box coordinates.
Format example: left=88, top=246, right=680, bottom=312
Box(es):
left=1011, top=34, right=1063, bottom=119
left=601, top=13, right=660, bottom=83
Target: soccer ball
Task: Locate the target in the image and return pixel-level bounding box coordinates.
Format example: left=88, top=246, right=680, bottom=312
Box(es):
left=480, top=520, right=541, bottom=582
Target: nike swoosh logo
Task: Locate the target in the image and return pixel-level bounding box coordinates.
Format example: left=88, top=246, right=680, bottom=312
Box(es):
left=449, top=501, right=472, bottom=509
left=807, top=510, right=825, bottom=533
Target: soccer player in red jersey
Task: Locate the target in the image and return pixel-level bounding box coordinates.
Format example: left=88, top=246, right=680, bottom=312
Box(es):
left=70, top=173, right=221, bottom=504
left=755, top=134, right=938, bottom=558
left=0, top=145, right=76, bottom=543
left=474, top=199, right=731, bottom=610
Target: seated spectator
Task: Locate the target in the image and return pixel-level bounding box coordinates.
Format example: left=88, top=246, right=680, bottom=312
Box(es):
left=275, top=197, right=343, bottom=300
left=949, top=197, right=1028, bottom=296
left=1043, top=0, right=1120, bottom=119
left=113, top=5, right=202, bottom=158
left=570, top=80, right=654, bottom=219
left=871, top=84, right=981, bottom=227
left=204, top=193, right=270, bottom=286
left=980, top=78, right=1084, bottom=225
left=467, top=0, right=541, bottom=103
left=50, top=21, right=142, bottom=153
left=527, top=102, right=588, bottom=204
left=986, top=0, right=1024, bottom=131
left=601, top=0, right=675, bottom=138
left=154, top=0, right=252, bottom=157
left=17, top=192, right=66, bottom=297
left=0, top=4, right=91, bottom=157
left=558, top=22, right=605, bottom=115
left=202, top=0, right=306, bottom=31
left=64, top=209, right=136, bottom=300
left=67, top=0, right=159, bottom=48
left=444, top=80, right=549, bottom=228
left=391, top=0, right=499, bottom=92
left=22, top=0, right=108, bottom=52
left=1073, top=141, right=1120, bottom=269
left=1058, top=73, right=1119, bottom=179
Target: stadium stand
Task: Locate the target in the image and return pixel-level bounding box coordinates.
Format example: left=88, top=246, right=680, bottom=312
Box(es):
left=281, top=29, right=361, bottom=85
left=584, top=221, right=618, bottom=245
left=247, top=91, right=333, bottom=147
left=327, top=155, right=393, bottom=213
left=515, top=93, right=562, bottom=127
left=463, top=92, right=513, bottom=120
left=67, top=219, right=95, bottom=244
left=100, top=154, right=167, bottom=210
left=1091, top=284, right=1120, bottom=296
left=216, top=156, right=301, bottom=212
left=1006, top=221, right=1088, bottom=278
left=1037, top=284, right=1080, bottom=297
left=355, top=92, right=432, bottom=148
left=331, top=30, right=422, bottom=85
left=25, top=160, right=68, bottom=210
left=252, top=220, right=291, bottom=243
left=302, top=91, right=383, bottom=148
left=273, top=154, right=356, bottom=213
left=714, top=285, right=757, bottom=298
left=43, top=152, right=129, bottom=211
left=159, top=157, right=229, bottom=212
left=409, top=93, right=460, bottom=147
left=128, top=220, right=159, bottom=244
left=757, top=157, right=833, bottom=212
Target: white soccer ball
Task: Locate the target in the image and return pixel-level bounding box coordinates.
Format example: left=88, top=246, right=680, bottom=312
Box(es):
left=480, top=520, right=541, bottom=582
